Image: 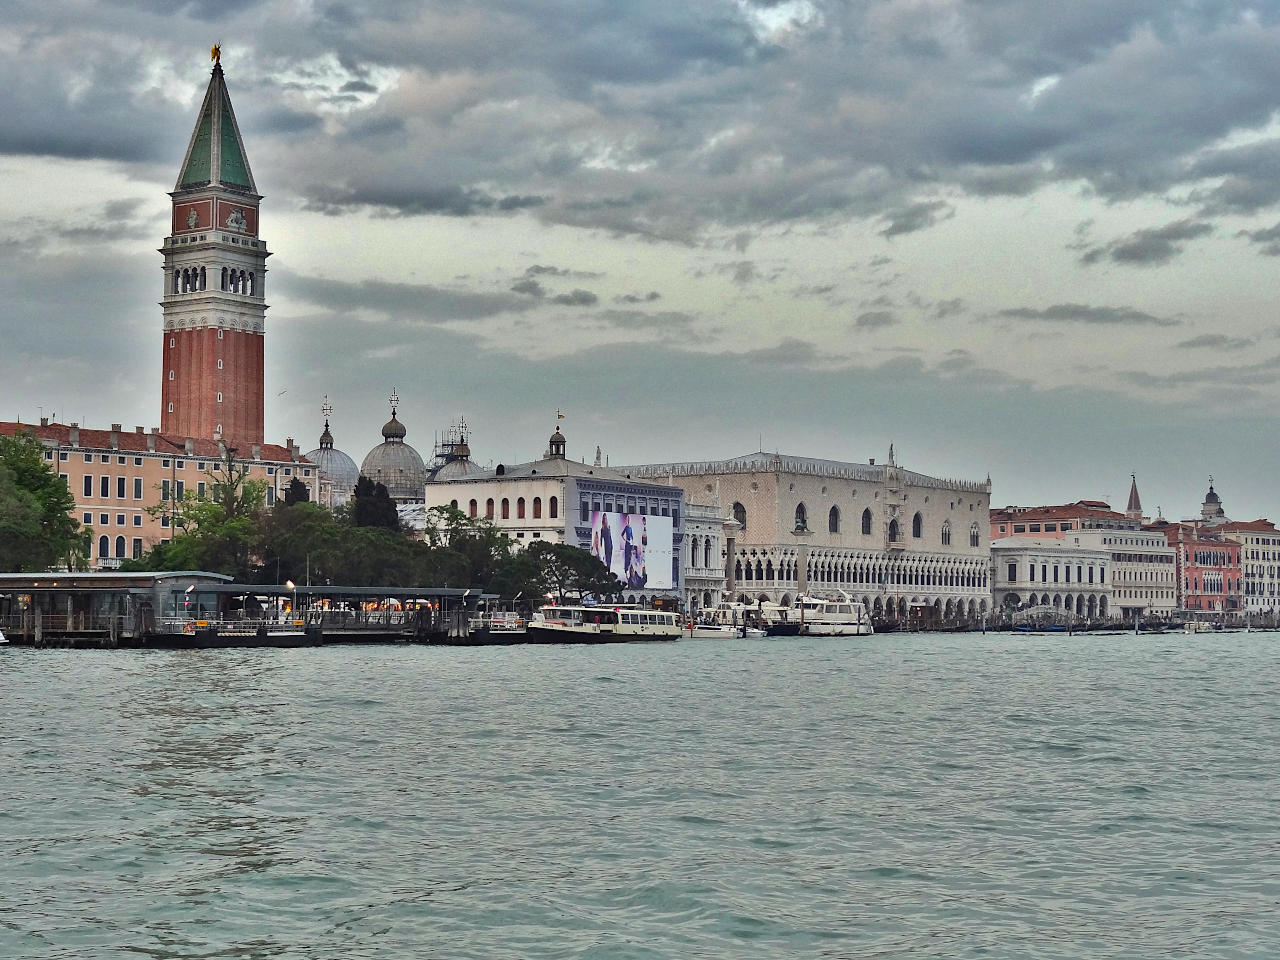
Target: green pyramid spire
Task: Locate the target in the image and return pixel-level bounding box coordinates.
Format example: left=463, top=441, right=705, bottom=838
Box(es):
left=176, top=62, right=256, bottom=192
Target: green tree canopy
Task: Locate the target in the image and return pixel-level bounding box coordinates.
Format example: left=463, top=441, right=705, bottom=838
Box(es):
left=511, top=540, right=623, bottom=604
left=0, top=431, right=87, bottom=571
left=352, top=475, right=399, bottom=530
left=129, top=445, right=267, bottom=578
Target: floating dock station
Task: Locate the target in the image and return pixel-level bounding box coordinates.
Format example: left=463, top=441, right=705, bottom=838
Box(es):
left=0, top=572, right=475, bottom=648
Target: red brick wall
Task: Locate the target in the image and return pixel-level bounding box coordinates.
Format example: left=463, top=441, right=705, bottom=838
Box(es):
left=161, top=327, right=264, bottom=444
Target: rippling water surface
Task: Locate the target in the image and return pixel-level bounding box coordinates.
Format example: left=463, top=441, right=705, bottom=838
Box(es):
left=3, top=632, right=1280, bottom=958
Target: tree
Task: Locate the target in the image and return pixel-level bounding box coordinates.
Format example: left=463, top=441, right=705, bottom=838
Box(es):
left=131, top=445, right=268, bottom=578
left=283, top=476, right=310, bottom=505
left=422, top=504, right=513, bottom=587
left=516, top=540, right=623, bottom=603
left=351, top=475, right=399, bottom=530
left=0, top=431, right=88, bottom=571
left=253, top=500, right=343, bottom=584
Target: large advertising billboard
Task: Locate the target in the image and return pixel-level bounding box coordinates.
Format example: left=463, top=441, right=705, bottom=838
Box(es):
left=589, top=511, right=674, bottom=590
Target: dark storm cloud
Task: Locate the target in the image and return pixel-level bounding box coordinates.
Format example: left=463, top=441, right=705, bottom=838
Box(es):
left=525, top=265, right=604, bottom=279
left=932, top=298, right=966, bottom=320
left=8, top=2, right=1280, bottom=238
left=998, top=304, right=1179, bottom=326
left=1188, top=139, right=1280, bottom=215
left=1079, top=220, right=1213, bottom=266
left=274, top=272, right=533, bottom=320
left=550, top=289, right=599, bottom=307
left=879, top=201, right=955, bottom=238
left=1175, top=333, right=1254, bottom=350
left=303, top=184, right=546, bottom=218
left=51, top=199, right=157, bottom=243
left=854, top=311, right=898, bottom=330
left=596, top=309, right=694, bottom=330
left=1127, top=357, right=1280, bottom=388
left=737, top=338, right=823, bottom=366
left=510, top=278, right=546, bottom=297
left=1237, top=222, right=1280, bottom=256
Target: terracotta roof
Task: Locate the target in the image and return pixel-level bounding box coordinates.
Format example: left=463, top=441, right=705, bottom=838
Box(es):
left=0, top=420, right=305, bottom=464
left=1217, top=520, right=1278, bottom=533
left=990, top=502, right=1125, bottom=522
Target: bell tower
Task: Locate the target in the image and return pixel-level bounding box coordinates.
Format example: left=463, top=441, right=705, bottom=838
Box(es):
left=161, top=47, right=269, bottom=444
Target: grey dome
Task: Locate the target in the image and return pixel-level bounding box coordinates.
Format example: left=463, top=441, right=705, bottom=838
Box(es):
left=362, top=432, right=427, bottom=503
left=306, top=445, right=361, bottom=506
left=305, top=419, right=360, bottom=507
left=432, top=457, right=487, bottom=481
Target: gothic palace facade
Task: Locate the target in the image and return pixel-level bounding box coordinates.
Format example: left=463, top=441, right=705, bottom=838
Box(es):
left=627, top=449, right=992, bottom=622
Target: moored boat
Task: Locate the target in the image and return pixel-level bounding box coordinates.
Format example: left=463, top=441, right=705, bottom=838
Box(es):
left=765, top=593, right=873, bottom=637
left=526, top=604, right=682, bottom=643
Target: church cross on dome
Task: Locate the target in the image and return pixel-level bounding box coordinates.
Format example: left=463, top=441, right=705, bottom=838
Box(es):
left=388, top=389, right=400, bottom=414
left=321, top=395, right=333, bottom=421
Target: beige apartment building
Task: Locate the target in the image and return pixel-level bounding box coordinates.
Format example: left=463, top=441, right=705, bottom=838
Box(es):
left=1, top=419, right=314, bottom=569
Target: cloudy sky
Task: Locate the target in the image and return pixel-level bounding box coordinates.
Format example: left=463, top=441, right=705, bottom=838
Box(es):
left=2, top=0, right=1279, bottom=520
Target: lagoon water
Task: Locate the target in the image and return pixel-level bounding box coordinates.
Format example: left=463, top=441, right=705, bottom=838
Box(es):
left=3, top=632, right=1279, bottom=959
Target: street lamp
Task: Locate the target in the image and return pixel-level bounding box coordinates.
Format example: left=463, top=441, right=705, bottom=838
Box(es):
left=285, top=579, right=297, bottom=622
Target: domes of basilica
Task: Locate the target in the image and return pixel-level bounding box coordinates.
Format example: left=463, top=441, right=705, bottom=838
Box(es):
left=305, top=414, right=360, bottom=507
left=361, top=395, right=427, bottom=503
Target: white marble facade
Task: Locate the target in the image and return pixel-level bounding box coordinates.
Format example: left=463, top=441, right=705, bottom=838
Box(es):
left=626, top=450, right=992, bottom=623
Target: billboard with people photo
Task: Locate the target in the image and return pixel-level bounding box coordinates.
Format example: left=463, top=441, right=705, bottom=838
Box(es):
left=589, top=511, right=674, bottom=590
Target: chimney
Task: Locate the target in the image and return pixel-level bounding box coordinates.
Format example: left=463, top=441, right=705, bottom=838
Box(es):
left=110, top=424, right=121, bottom=450
left=68, top=423, right=79, bottom=447
left=251, top=443, right=261, bottom=461
left=146, top=429, right=157, bottom=453
left=39, top=417, right=48, bottom=427
left=184, top=438, right=194, bottom=455
left=135, top=426, right=144, bottom=434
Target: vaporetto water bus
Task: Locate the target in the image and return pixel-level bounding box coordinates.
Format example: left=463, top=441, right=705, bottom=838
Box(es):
left=526, top=604, right=683, bottom=643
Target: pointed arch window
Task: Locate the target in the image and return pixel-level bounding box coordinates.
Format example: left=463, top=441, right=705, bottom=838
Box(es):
left=912, top=512, right=923, bottom=538
left=889, top=518, right=901, bottom=542
left=794, top=503, right=808, bottom=531
left=970, top=522, right=980, bottom=547
left=862, top=508, right=873, bottom=535
left=942, top=521, right=952, bottom=546
left=733, top=502, right=747, bottom=532
left=704, top=539, right=711, bottom=568
left=829, top=506, right=840, bottom=533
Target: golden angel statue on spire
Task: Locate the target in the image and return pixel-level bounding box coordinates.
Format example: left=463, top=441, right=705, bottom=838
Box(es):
left=211, top=43, right=222, bottom=64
